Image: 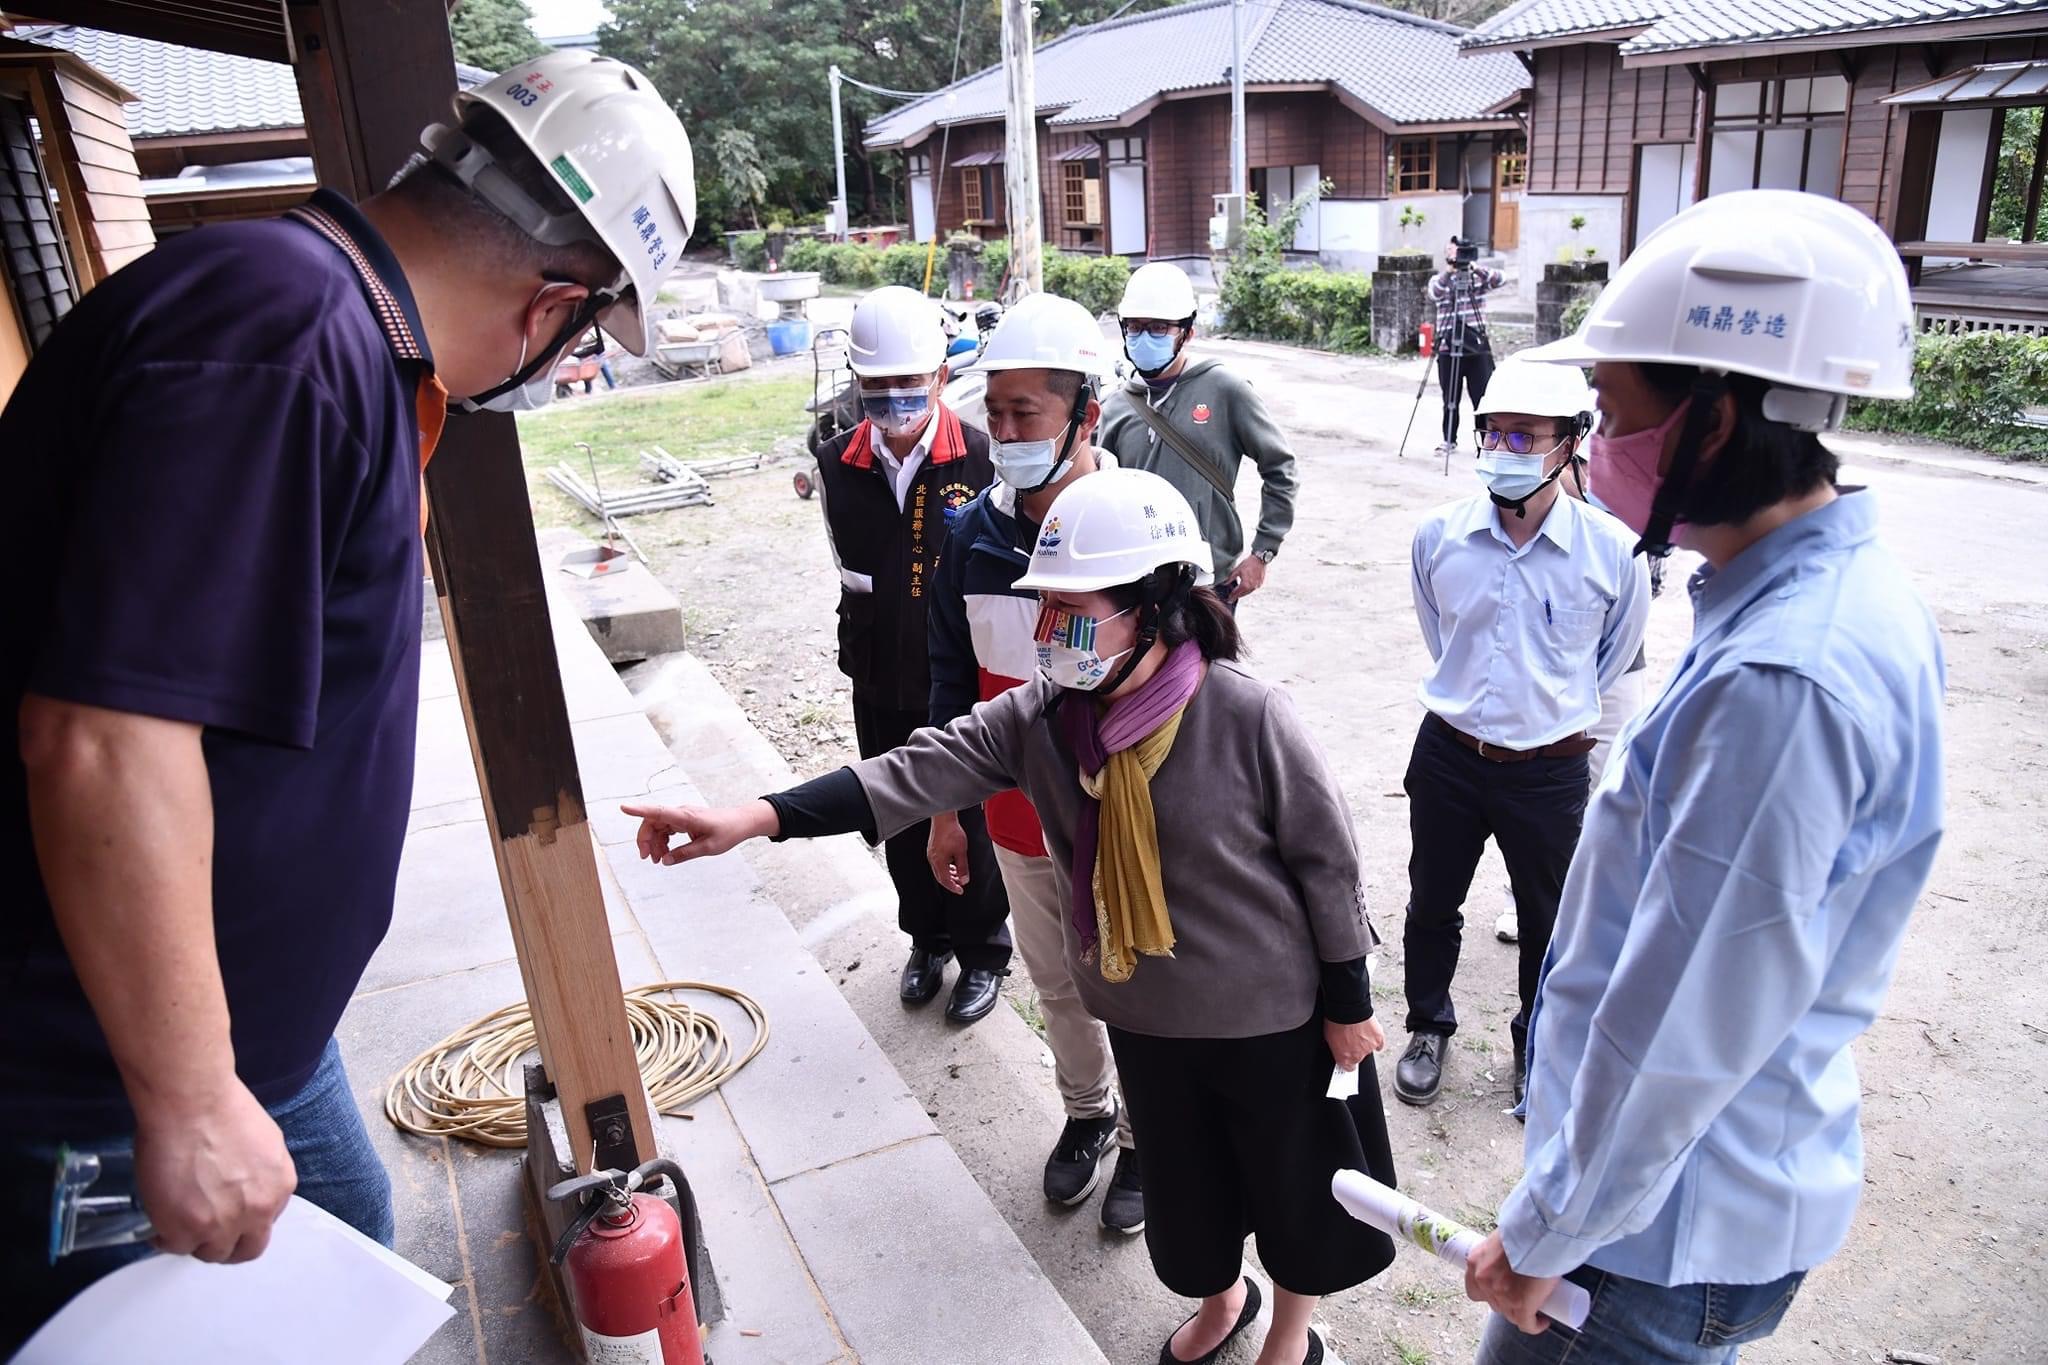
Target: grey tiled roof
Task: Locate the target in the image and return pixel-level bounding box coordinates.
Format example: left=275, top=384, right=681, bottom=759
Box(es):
left=1462, top=0, right=2048, bottom=54
left=864, top=0, right=1529, bottom=148
left=13, top=25, right=492, bottom=139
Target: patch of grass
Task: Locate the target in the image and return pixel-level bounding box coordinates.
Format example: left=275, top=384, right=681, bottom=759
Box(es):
left=795, top=703, right=836, bottom=731
left=516, top=376, right=813, bottom=525
left=1391, top=1339, right=1432, bottom=1365
left=1459, top=1036, right=1494, bottom=1057
left=1010, top=988, right=1048, bottom=1040
left=1454, top=1202, right=1500, bottom=1233
left=1395, top=1284, right=1448, bottom=1310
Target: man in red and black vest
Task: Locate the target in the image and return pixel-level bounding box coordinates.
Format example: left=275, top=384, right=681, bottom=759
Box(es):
left=813, top=286, right=1010, bottom=1024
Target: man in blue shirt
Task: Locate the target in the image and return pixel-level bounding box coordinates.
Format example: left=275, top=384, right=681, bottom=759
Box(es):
left=1398, top=355, right=1650, bottom=1110
left=1, top=53, right=693, bottom=1349
left=1463, top=192, right=1943, bottom=1363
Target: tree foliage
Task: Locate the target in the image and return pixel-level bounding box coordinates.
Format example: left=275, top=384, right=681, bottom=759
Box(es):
left=1987, top=105, right=2042, bottom=243
left=599, top=0, right=1182, bottom=242
left=449, top=0, right=545, bottom=75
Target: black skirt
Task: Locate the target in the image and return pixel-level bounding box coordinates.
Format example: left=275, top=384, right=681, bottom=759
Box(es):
left=1107, top=1014, right=1398, bottom=1298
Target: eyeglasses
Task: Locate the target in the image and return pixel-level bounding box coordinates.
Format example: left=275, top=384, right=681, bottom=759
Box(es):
left=1476, top=429, right=1571, bottom=456
left=1121, top=321, right=1183, bottom=339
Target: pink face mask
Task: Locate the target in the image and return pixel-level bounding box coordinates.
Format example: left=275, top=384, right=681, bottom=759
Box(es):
left=1587, top=399, right=1692, bottom=538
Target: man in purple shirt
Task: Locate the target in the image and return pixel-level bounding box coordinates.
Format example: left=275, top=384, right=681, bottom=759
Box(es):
left=1, top=52, right=692, bottom=1349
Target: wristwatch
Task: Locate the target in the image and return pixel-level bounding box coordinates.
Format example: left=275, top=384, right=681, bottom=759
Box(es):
left=1252, top=548, right=1277, bottom=565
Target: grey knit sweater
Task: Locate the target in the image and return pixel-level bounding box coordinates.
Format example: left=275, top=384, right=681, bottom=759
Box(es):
left=850, top=662, right=1373, bottom=1039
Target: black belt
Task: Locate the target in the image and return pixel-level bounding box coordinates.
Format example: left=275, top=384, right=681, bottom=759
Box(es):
left=1432, top=714, right=1595, bottom=764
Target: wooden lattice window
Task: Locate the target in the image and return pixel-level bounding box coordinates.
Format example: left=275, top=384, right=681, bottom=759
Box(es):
left=0, top=95, right=78, bottom=349
left=1394, top=138, right=1436, bottom=194
left=1499, top=139, right=1528, bottom=189
left=1061, top=160, right=1102, bottom=226
left=961, top=166, right=984, bottom=221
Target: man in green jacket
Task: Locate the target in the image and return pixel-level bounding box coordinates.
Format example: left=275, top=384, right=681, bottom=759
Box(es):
left=1095, top=262, right=1299, bottom=604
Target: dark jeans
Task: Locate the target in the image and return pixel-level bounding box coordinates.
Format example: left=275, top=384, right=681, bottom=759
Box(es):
left=851, top=699, right=1013, bottom=971
left=0, top=1036, right=392, bottom=1354
left=1402, top=714, right=1588, bottom=1059
left=1477, top=1265, right=1807, bottom=1364
left=1439, top=348, right=1497, bottom=446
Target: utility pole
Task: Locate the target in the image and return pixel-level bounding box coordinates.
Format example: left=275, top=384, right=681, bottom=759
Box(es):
left=829, top=64, right=849, bottom=240
left=1229, top=0, right=1246, bottom=200
left=1000, top=0, right=1043, bottom=296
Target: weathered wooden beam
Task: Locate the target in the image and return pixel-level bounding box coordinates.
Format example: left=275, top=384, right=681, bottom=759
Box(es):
left=290, top=0, right=656, bottom=1176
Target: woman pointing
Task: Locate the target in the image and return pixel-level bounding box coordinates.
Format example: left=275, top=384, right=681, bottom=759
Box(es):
left=627, top=469, right=1395, bottom=1365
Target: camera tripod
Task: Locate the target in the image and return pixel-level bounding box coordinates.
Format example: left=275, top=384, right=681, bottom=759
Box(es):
left=1397, top=264, right=1480, bottom=475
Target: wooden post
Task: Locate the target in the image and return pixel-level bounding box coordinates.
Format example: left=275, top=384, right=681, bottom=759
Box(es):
left=1000, top=0, right=1043, bottom=296
left=287, top=0, right=657, bottom=1174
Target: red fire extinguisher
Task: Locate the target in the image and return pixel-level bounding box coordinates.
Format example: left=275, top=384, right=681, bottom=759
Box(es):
left=1418, top=321, right=1435, bottom=357
left=550, top=1159, right=703, bottom=1365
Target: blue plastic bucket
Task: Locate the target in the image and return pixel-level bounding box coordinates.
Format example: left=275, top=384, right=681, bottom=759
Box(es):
left=767, top=319, right=812, bottom=356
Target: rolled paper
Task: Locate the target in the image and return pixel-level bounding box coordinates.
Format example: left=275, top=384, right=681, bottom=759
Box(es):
left=1332, top=1169, right=1591, bottom=1330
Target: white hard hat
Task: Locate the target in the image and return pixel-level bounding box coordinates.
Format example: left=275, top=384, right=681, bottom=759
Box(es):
left=849, top=285, right=947, bottom=377
left=977, top=292, right=1111, bottom=376
left=1013, top=468, right=1213, bottom=593
left=1118, top=261, right=1198, bottom=321
left=1522, top=189, right=1914, bottom=424
left=423, top=50, right=696, bottom=357
left=1475, top=354, right=1595, bottom=423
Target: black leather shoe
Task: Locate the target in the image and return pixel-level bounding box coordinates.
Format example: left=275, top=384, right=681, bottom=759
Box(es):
left=1394, top=1033, right=1447, bottom=1106
left=1044, top=1112, right=1119, bottom=1204
left=899, top=947, right=951, bottom=1005
left=1157, top=1275, right=1262, bottom=1365
left=944, top=966, right=1004, bottom=1024
left=1100, top=1146, right=1144, bottom=1234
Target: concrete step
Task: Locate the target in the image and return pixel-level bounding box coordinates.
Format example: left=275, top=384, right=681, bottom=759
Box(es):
left=369, top=575, right=1104, bottom=1365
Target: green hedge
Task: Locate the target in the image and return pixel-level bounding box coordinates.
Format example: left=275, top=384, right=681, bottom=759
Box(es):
left=782, top=237, right=828, bottom=274
left=1845, top=329, right=2048, bottom=459
left=735, top=231, right=767, bottom=272
left=977, top=238, right=1010, bottom=290
left=1042, top=250, right=1132, bottom=317
left=1221, top=263, right=1374, bottom=352
left=880, top=243, right=940, bottom=292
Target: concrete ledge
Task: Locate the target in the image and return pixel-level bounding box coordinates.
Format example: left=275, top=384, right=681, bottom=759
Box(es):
left=364, top=558, right=1101, bottom=1363
left=536, top=527, right=688, bottom=664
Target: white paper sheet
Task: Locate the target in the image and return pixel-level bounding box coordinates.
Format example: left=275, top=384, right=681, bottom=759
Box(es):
left=14, top=1196, right=457, bottom=1365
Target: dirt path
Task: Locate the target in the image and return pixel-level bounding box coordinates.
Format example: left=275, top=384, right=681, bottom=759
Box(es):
left=590, top=337, right=2047, bottom=1365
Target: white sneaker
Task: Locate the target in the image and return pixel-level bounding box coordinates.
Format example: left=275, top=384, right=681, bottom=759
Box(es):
left=1495, top=885, right=1519, bottom=943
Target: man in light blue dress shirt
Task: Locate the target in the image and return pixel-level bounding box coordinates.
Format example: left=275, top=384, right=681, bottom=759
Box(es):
left=1397, top=356, right=1651, bottom=1110
left=1463, top=192, right=1945, bottom=1363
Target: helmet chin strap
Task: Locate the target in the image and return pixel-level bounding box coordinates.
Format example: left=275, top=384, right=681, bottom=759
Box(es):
left=1488, top=459, right=1571, bottom=520
left=453, top=289, right=616, bottom=414
left=1020, top=382, right=1094, bottom=495
left=1096, top=566, right=1194, bottom=697
left=1634, top=373, right=1727, bottom=557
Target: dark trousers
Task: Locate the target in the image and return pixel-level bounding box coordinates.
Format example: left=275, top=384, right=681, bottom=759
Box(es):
left=1438, top=348, right=1496, bottom=445
left=851, top=699, right=1012, bottom=971
left=1108, top=1018, right=1395, bottom=1298
left=1402, top=714, right=1588, bottom=1060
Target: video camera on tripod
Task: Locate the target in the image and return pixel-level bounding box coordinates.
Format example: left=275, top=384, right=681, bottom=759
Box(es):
left=1450, top=236, right=1481, bottom=269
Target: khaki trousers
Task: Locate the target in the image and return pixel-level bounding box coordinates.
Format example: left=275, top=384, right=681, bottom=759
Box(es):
left=994, top=843, right=1132, bottom=1148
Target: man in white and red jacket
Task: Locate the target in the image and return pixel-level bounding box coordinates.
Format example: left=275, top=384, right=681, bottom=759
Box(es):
left=925, top=293, right=1144, bottom=1234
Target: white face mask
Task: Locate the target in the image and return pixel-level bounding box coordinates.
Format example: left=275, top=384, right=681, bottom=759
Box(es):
left=466, top=283, right=579, bottom=414
left=1033, top=604, right=1133, bottom=691
left=992, top=422, right=1074, bottom=492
